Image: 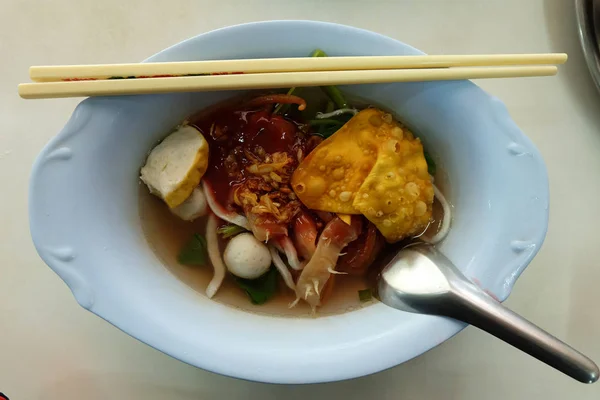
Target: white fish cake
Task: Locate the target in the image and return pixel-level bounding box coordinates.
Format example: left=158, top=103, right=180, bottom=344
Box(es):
left=141, top=125, right=209, bottom=208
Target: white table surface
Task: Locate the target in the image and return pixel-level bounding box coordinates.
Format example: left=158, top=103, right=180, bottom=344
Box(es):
left=2, top=0, right=600, bottom=398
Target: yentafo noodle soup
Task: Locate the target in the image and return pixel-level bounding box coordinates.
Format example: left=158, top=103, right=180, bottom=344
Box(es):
left=139, top=52, right=451, bottom=317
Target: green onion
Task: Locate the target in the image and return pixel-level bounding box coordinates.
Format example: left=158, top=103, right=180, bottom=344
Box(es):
left=358, top=289, right=373, bottom=302
left=275, top=49, right=349, bottom=116
left=216, top=224, right=246, bottom=239
left=177, top=233, right=208, bottom=265
left=310, top=49, right=349, bottom=108
left=325, top=100, right=335, bottom=113
left=321, top=85, right=348, bottom=109
left=310, top=49, right=327, bottom=58
left=321, top=126, right=340, bottom=138
left=273, top=49, right=326, bottom=115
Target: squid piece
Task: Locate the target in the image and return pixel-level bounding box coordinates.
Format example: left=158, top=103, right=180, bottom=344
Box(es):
left=292, top=212, right=318, bottom=260
left=314, top=210, right=335, bottom=223
left=205, top=213, right=226, bottom=298
left=245, top=210, right=288, bottom=242
left=202, top=180, right=250, bottom=229
left=337, top=222, right=385, bottom=276
left=294, top=217, right=361, bottom=310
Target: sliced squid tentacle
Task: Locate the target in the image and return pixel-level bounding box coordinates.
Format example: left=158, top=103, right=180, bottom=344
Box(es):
left=294, top=217, right=361, bottom=311
left=268, top=245, right=296, bottom=291
left=288, top=297, right=300, bottom=309
left=202, top=180, right=249, bottom=230
left=205, top=213, right=226, bottom=298
left=327, top=267, right=348, bottom=275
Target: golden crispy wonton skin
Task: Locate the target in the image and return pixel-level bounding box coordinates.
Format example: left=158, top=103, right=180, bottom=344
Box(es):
left=292, top=108, right=433, bottom=242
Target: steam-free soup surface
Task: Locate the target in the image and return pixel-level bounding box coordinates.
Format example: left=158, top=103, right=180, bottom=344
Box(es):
left=139, top=185, right=375, bottom=317
left=137, top=89, right=449, bottom=317
left=139, top=184, right=446, bottom=317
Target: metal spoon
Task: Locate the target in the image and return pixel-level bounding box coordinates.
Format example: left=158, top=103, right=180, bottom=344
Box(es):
left=376, top=242, right=599, bottom=383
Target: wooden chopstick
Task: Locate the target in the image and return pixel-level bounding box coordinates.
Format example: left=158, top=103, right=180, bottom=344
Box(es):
left=18, top=66, right=558, bottom=100
left=29, top=54, right=567, bottom=82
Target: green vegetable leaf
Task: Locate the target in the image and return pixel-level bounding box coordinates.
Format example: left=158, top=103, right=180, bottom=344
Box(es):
left=312, top=113, right=354, bottom=138
left=320, top=125, right=342, bottom=138
left=234, top=267, right=278, bottom=305
left=177, top=234, right=208, bottom=265
left=217, top=223, right=246, bottom=239
left=321, top=85, right=348, bottom=109
left=358, top=289, right=373, bottom=302
left=309, top=49, right=349, bottom=108
left=325, top=100, right=335, bottom=113
left=310, top=49, right=327, bottom=58
left=275, top=49, right=349, bottom=116
left=424, top=151, right=437, bottom=176
left=274, top=49, right=326, bottom=115
left=308, top=119, right=345, bottom=127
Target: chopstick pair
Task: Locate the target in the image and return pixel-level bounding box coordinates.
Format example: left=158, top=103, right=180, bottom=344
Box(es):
left=18, top=53, right=568, bottom=99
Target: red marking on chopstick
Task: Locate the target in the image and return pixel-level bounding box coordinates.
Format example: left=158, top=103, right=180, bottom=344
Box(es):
left=62, top=77, right=97, bottom=81
left=60, top=71, right=245, bottom=82
left=138, top=74, right=177, bottom=78
left=211, top=71, right=244, bottom=75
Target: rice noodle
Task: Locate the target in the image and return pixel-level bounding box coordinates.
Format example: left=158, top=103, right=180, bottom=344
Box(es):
left=202, top=180, right=250, bottom=229
left=205, top=213, right=226, bottom=298
left=268, top=245, right=296, bottom=291
left=424, top=183, right=452, bottom=244
left=315, top=108, right=358, bottom=119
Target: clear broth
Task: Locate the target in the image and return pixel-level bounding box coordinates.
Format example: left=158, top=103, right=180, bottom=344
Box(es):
left=138, top=91, right=447, bottom=318
left=139, top=184, right=374, bottom=317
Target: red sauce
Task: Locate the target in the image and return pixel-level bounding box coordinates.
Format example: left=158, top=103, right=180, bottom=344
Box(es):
left=190, top=107, right=308, bottom=208
left=188, top=100, right=378, bottom=276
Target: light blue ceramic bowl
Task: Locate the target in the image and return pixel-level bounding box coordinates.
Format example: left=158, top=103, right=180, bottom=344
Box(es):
left=29, top=21, right=549, bottom=383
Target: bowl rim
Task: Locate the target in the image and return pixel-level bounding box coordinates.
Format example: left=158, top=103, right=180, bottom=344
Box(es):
left=29, top=20, right=549, bottom=383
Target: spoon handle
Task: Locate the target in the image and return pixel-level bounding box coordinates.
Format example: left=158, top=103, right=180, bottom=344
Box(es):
left=450, top=280, right=599, bottom=383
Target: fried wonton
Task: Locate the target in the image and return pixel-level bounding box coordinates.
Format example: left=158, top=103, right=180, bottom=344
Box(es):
left=291, top=109, right=433, bottom=242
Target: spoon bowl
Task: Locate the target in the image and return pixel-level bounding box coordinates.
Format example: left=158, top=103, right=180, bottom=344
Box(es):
left=377, top=242, right=599, bottom=384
